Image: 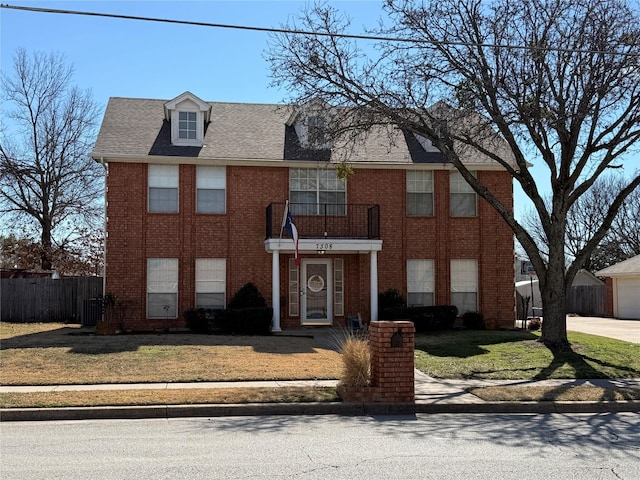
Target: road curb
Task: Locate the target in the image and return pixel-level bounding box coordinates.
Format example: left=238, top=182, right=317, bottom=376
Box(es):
left=2, top=400, right=638, bottom=421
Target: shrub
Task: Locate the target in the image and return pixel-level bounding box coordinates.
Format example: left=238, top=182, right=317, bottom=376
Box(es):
left=381, top=305, right=458, bottom=331
left=184, top=308, right=215, bottom=334
left=462, top=311, right=485, bottom=330
left=378, top=288, right=405, bottom=312
left=216, top=307, right=273, bottom=335
left=527, top=318, right=542, bottom=331
left=227, top=282, right=267, bottom=309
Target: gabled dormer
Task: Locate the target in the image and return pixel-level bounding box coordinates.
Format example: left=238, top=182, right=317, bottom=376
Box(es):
left=164, top=91, right=211, bottom=147
left=286, top=99, right=333, bottom=150
left=413, top=134, right=441, bottom=153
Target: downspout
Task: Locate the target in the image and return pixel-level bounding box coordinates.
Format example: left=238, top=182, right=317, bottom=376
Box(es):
left=99, top=157, right=107, bottom=317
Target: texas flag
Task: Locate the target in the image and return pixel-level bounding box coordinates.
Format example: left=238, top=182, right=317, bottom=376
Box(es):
left=284, top=209, right=300, bottom=266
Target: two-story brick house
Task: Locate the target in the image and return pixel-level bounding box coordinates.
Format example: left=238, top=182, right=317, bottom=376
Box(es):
left=90, top=91, right=515, bottom=332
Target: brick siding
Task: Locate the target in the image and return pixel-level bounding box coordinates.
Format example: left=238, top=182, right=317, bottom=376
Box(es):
left=105, top=163, right=515, bottom=331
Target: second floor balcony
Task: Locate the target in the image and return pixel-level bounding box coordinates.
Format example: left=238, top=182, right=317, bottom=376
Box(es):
left=266, top=202, right=380, bottom=240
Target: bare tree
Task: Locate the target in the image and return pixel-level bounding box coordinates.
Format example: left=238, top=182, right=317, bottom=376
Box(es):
left=523, top=175, right=640, bottom=272
left=267, top=0, right=640, bottom=350
left=0, top=231, right=103, bottom=276
left=0, top=49, right=103, bottom=271
left=609, top=178, right=640, bottom=263
left=567, top=176, right=640, bottom=271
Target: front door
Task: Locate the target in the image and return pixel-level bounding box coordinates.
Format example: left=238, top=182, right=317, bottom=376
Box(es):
left=301, top=259, right=332, bottom=325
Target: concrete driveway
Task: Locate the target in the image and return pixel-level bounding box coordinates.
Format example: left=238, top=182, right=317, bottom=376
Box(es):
left=565, top=316, right=640, bottom=343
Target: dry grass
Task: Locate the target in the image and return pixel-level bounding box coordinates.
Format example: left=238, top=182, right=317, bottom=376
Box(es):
left=3, top=323, right=639, bottom=408
left=0, top=322, right=342, bottom=385
left=468, top=386, right=640, bottom=402
left=0, top=387, right=339, bottom=408
left=338, top=336, right=370, bottom=387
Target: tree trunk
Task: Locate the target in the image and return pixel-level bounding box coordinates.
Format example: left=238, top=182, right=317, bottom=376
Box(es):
left=539, top=264, right=570, bottom=351
left=40, top=222, right=53, bottom=271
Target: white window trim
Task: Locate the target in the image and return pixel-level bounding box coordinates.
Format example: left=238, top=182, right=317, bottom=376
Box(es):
left=450, top=259, right=479, bottom=313
left=289, top=258, right=299, bottom=317
left=305, top=115, right=329, bottom=149
left=195, top=258, right=226, bottom=310
left=171, top=108, right=204, bottom=146
left=450, top=170, right=477, bottom=217
left=178, top=111, right=197, bottom=141
left=333, top=258, right=344, bottom=317
left=289, top=167, right=347, bottom=215
left=164, top=92, right=211, bottom=147
left=407, top=170, right=434, bottom=217
left=148, top=164, right=179, bottom=213
left=407, top=259, right=435, bottom=307
left=147, top=258, right=179, bottom=319
left=196, top=166, right=226, bottom=214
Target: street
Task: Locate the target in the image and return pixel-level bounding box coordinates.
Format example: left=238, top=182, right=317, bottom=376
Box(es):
left=1, top=413, right=639, bottom=479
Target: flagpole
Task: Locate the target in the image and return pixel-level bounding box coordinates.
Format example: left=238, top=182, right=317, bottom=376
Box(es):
left=278, top=200, right=289, bottom=246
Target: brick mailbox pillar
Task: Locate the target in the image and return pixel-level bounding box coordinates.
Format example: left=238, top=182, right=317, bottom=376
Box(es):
left=369, top=320, right=415, bottom=404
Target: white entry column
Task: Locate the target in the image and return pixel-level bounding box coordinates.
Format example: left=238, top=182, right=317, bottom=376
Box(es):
left=271, top=250, right=281, bottom=332
left=370, top=250, right=378, bottom=322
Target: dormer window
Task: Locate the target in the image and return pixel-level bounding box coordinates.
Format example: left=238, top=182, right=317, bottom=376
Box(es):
left=307, top=115, right=327, bottom=148
left=164, top=91, right=211, bottom=147
left=414, top=133, right=440, bottom=153
left=286, top=100, right=333, bottom=150
left=179, top=111, right=197, bottom=140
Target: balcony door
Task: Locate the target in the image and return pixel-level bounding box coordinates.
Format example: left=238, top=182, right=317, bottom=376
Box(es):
left=301, top=259, right=332, bottom=325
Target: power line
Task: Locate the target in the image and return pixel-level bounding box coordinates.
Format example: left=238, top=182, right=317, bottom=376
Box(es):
left=1, top=3, right=639, bottom=57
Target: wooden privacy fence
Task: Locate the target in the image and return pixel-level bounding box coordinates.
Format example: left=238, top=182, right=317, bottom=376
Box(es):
left=566, top=284, right=606, bottom=317
left=516, top=284, right=606, bottom=319
left=1, top=277, right=103, bottom=324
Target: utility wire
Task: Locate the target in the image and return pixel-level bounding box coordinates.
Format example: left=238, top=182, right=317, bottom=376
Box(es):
left=1, top=3, right=639, bottom=57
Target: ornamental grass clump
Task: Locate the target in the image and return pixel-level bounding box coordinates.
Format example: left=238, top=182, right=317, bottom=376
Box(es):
left=339, top=335, right=371, bottom=388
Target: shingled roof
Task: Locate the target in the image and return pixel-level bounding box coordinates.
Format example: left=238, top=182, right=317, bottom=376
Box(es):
left=90, top=95, right=513, bottom=168
left=91, top=98, right=288, bottom=161
left=596, top=254, right=640, bottom=277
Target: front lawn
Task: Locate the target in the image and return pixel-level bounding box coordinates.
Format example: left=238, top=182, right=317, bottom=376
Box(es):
left=2, top=322, right=639, bottom=408
left=414, top=329, right=640, bottom=379
left=0, top=322, right=343, bottom=385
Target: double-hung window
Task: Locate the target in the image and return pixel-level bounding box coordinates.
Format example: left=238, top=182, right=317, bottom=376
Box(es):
left=407, top=171, right=434, bottom=216
left=179, top=111, right=197, bottom=140
left=290, top=168, right=346, bottom=215
left=149, top=164, right=178, bottom=213
left=307, top=115, right=327, bottom=147
left=407, top=259, right=435, bottom=307
left=147, top=258, right=178, bottom=318
left=450, top=171, right=477, bottom=217
left=195, top=259, right=226, bottom=310
left=450, top=259, right=478, bottom=314
left=196, top=166, right=226, bottom=213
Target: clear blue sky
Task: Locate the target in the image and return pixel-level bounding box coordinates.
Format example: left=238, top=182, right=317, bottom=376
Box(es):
left=1, top=0, right=540, bottom=219
left=1, top=1, right=383, bottom=104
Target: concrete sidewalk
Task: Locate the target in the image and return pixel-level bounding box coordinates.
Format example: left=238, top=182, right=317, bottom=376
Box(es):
left=2, top=371, right=639, bottom=421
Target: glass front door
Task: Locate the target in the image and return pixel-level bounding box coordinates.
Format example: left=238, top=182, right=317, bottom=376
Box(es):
left=301, top=259, right=332, bottom=325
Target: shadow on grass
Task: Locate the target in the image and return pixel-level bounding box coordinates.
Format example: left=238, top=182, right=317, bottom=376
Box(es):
left=533, top=347, right=640, bottom=380
left=414, top=329, right=539, bottom=358
left=0, top=324, right=323, bottom=355
left=414, top=329, right=640, bottom=379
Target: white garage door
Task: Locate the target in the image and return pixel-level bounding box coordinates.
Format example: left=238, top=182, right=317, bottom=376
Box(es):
left=617, top=277, right=640, bottom=319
